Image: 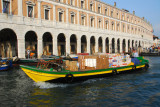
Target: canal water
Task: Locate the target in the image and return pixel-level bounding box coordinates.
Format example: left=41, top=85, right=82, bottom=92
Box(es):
left=0, top=57, right=160, bottom=106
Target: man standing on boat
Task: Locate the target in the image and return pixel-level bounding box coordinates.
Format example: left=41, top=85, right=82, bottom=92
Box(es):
left=27, top=49, right=30, bottom=59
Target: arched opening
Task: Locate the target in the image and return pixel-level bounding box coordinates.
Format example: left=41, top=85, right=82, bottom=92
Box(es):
left=25, top=31, right=37, bottom=58
left=81, top=35, right=87, bottom=53
left=57, top=33, right=66, bottom=56
left=128, top=40, right=130, bottom=52
left=117, top=39, right=120, bottom=53
left=112, top=38, right=115, bottom=53
left=90, top=36, right=95, bottom=54
left=98, top=37, right=103, bottom=53
left=43, top=32, right=53, bottom=56
left=70, top=34, right=77, bottom=54
left=0, top=28, right=18, bottom=58
left=105, top=37, right=109, bottom=53
left=122, top=39, right=126, bottom=53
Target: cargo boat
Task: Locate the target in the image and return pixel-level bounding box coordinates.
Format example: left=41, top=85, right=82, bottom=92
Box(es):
left=20, top=56, right=149, bottom=83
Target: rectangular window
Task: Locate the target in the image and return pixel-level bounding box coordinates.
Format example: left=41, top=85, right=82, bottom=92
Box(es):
left=71, top=0, right=74, bottom=5
left=111, top=11, right=113, bottom=17
left=28, top=6, right=33, bottom=17
left=3, top=1, right=9, bottom=13
left=105, top=9, right=107, bottom=15
left=98, top=7, right=100, bottom=13
left=59, top=12, right=63, bottom=22
left=45, top=9, right=49, bottom=20
left=99, top=21, right=101, bottom=28
left=90, top=4, right=93, bottom=11
left=106, top=23, right=108, bottom=29
left=91, top=18, right=94, bottom=27
left=81, top=17, right=85, bottom=25
left=81, top=1, right=84, bottom=9
left=71, top=15, right=74, bottom=24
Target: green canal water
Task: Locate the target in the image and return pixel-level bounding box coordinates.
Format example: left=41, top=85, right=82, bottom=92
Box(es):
left=0, top=57, right=160, bottom=106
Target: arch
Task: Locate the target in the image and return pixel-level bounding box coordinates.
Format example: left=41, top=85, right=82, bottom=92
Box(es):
left=0, top=28, right=18, bottom=58
left=25, top=31, right=38, bottom=58
left=57, top=33, right=66, bottom=56
left=90, top=36, right=95, bottom=54
left=112, top=38, right=115, bottom=53
left=117, top=38, right=120, bottom=53
left=42, top=32, right=53, bottom=56
left=105, top=37, right=109, bottom=53
left=122, top=39, right=126, bottom=53
left=70, top=34, right=77, bottom=54
left=81, top=35, right=87, bottom=53
left=98, top=37, right=103, bottom=53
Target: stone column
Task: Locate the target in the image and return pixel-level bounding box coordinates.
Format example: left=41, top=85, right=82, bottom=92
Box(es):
left=38, top=39, right=43, bottom=58
left=109, top=39, right=112, bottom=53
left=115, top=38, right=117, bottom=53
left=17, top=38, right=25, bottom=58
left=126, top=40, right=128, bottom=52
left=95, top=37, right=98, bottom=53
left=77, top=37, right=81, bottom=53
left=87, top=37, right=90, bottom=54
left=102, top=37, right=106, bottom=53
left=52, top=35, right=58, bottom=56
left=120, top=40, right=123, bottom=53
left=66, top=37, right=70, bottom=55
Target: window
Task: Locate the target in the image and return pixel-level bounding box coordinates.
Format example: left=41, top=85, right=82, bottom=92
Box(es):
left=105, top=8, right=107, bottom=16
left=81, top=17, right=85, bottom=25
left=112, top=22, right=114, bottom=30
left=26, top=1, right=35, bottom=18
left=98, top=19, right=101, bottom=28
left=71, top=15, right=74, bottom=24
left=70, top=0, right=75, bottom=6
left=90, top=17, right=94, bottom=27
left=122, top=14, right=124, bottom=20
left=98, top=6, right=101, bottom=13
left=28, top=6, right=33, bottom=17
left=59, top=12, right=63, bottom=22
left=59, top=0, right=63, bottom=2
left=90, top=4, right=93, bottom=11
left=43, top=5, right=51, bottom=20
left=58, top=8, right=64, bottom=22
left=117, top=23, right=119, bottom=31
left=2, top=0, right=10, bottom=13
left=117, top=12, right=119, bottom=18
left=45, top=9, right=49, bottom=20
left=105, top=21, right=108, bottom=29
left=81, top=14, right=85, bottom=25
left=123, top=24, right=125, bottom=32
left=127, top=16, right=129, bottom=22
left=111, top=11, right=113, bottom=17
left=81, top=0, right=84, bottom=9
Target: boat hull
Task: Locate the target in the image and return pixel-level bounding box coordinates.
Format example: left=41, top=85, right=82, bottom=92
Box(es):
left=20, top=64, right=146, bottom=83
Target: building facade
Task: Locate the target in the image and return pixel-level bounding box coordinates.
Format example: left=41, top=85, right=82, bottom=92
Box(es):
left=0, top=0, right=153, bottom=58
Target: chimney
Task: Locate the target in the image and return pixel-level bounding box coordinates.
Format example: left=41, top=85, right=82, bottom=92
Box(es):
left=142, top=17, right=144, bottom=20
left=114, top=2, right=116, bottom=7
left=133, top=11, right=135, bottom=15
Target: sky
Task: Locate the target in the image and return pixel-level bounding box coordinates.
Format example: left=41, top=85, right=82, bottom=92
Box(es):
left=101, top=0, right=160, bottom=37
